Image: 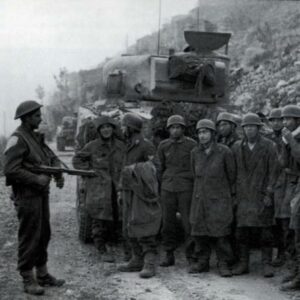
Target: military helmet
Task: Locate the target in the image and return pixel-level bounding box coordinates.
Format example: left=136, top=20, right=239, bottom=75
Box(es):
left=268, top=108, right=282, bottom=120
left=196, top=119, right=216, bottom=132
left=216, top=112, right=237, bottom=126
left=93, top=115, right=116, bottom=130
left=241, top=113, right=263, bottom=127
left=14, top=100, right=42, bottom=120
left=166, top=115, right=186, bottom=128
left=281, top=105, right=300, bottom=119
left=122, top=112, right=143, bottom=131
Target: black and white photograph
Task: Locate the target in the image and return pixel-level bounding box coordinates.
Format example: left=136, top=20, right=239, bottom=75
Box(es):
left=0, top=0, right=300, bottom=299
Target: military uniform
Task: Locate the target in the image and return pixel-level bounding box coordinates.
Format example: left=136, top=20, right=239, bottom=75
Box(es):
left=73, top=136, right=125, bottom=254
left=156, top=136, right=197, bottom=262
left=190, top=142, right=235, bottom=274
left=232, top=135, right=277, bottom=275
left=118, top=130, right=160, bottom=278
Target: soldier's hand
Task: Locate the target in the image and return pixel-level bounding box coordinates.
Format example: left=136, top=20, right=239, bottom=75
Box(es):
left=37, top=174, right=51, bottom=187
left=282, top=127, right=293, bottom=142
left=263, top=195, right=273, bottom=207
left=55, top=176, right=65, bottom=189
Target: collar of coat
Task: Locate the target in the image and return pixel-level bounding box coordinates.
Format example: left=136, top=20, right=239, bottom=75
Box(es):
left=169, top=136, right=186, bottom=144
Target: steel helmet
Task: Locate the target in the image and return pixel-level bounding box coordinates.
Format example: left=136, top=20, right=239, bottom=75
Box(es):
left=196, top=119, right=216, bottom=132
left=14, top=100, right=42, bottom=120
left=241, top=113, right=263, bottom=127
left=94, top=116, right=116, bottom=130
left=281, top=105, right=300, bottom=118
left=216, top=112, right=237, bottom=126
left=122, top=112, right=143, bottom=131
left=166, top=115, right=186, bottom=128
left=268, top=108, right=282, bottom=120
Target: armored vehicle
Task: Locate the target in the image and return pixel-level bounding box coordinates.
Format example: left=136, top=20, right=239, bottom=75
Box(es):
left=76, top=30, right=232, bottom=242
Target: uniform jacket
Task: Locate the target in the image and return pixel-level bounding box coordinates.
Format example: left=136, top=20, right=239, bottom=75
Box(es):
left=4, top=124, right=60, bottom=198
left=122, top=161, right=161, bottom=238
left=217, top=132, right=240, bottom=149
left=232, top=135, right=277, bottom=227
left=190, top=143, right=236, bottom=237
left=156, top=136, right=197, bottom=192
left=72, top=137, right=125, bottom=220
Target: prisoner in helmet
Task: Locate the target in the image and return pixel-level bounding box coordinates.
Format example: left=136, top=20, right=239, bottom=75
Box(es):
left=217, top=112, right=240, bottom=148
left=189, top=119, right=235, bottom=277
left=73, top=115, right=126, bottom=263
left=279, top=105, right=300, bottom=291
left=156, top=114, right=197, bottom=268
left=4, top=100, right=65, bottom=295
left=231, top=113, right=277, bottom=278
left=118, top=112, right=161, bottom=279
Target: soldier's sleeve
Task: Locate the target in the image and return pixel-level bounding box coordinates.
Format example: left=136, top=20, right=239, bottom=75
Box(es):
left=154, top=141, right=166, bottom=184
left=72, top=144, right=91, bottom=170
left=4, top=135, right=41, bottom=185
left=289, top=137, right=300, bottom=164
left=224, top=147, right=236, bottom=194
left=267, top=141, right=278, bottom=195
left=190, top=149, right=196, bottom=178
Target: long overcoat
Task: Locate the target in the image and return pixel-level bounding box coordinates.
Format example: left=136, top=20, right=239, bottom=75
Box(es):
left=232, top=136, right=277, bottom=227
left=190, top=143, right=236, bottom=237
left=73, top=137, right=125, bottom=220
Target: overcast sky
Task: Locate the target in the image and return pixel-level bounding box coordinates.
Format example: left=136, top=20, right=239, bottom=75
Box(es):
left=0, top=0, right=197, bottom=135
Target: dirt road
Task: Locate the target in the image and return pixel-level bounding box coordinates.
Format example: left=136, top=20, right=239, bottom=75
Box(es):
left=0, top=149, right=298, bottom=300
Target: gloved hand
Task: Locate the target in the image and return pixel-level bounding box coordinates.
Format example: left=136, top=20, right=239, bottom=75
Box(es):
left=36, top=174, right=51, bottom=188
left=55, top=176, right=65, bottom=189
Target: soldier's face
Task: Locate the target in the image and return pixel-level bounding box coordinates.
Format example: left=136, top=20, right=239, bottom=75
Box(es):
left=99, top=124, right=113, bottom=139
left=26, top=109, right=42, bottom=129
left=217, top=121, right=232, bottom=137
left=198, top=128, right=212, bottom=145
left=243, top=125, right=259, bottom=140
left=269, top=118, right=283, bottom=132
left=283, top=117, right=297, bottom=131
left=169, top=124, right=184, bottom=139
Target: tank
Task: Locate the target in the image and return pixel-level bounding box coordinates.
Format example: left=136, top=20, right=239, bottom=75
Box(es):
left=56, top=115, right=77, bottom=151
left=75, top=30, right=232, bottom=242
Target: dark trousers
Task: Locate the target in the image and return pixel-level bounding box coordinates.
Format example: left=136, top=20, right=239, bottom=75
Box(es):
left=130, top=236, right=158, bottom=263
left=92, top=219, right=119, bottom=249
left=194, top=236, right=233, bottom=264
left=236, top=227, right=273, bottom=263
left=161, top=190, right=194, bottom=259
left=14, top=192, right=51, bottom=272
left=274, top=218, right=295, bottom=256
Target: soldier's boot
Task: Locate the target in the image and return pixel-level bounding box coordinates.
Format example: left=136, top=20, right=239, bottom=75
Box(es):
left=187, top=257, right=199, bottom=274
left=118, top=249, right=144, bottom=272
left=36, top=265, right=65, bottom=287
left=262, top=247, right=274, bottom=278
left=123, top=239, right=132, bottom=262
left=139, top=252, right=156, bottom=279
left=281, top=265, right=297, bottom=283
left=160, top=251, right=175, bottom=267
left=272, top=248, right=286, bottom=267
left=102, top=245, right=115, bottom=263
left=281, top=251, right=300, bottom=291
left=232, top=246, right=249, bottom=276
left=218, top=262, right=232, bottom=277
left=21, top=270, right=44, bottom=296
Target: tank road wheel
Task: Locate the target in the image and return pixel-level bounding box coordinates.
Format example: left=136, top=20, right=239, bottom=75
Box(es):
left=76, top=177, right=93, bottom=243
left=56, top=136, right=65, bottom=151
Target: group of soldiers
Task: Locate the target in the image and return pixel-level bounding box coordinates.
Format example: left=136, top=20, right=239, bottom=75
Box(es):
left=4, top=100, right=300, bottom=296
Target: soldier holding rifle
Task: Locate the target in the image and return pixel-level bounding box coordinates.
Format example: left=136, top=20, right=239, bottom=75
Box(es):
left=4, top=100, right=66, bottom=295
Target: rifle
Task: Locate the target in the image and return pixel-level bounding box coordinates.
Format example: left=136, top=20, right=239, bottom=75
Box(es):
left=28, top=165, right=96, bottom=177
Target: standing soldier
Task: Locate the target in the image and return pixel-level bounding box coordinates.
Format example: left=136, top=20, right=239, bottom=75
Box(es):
left=4, top=100, right=65, bottom=295
left=157, top=115, right=197, bottom=267
left=216, top=112, right=240, bottom=148
left=189, top=119, right=235, bottom=277
left=232, top=113, right=277, bottom=278
left=266, top=108, right=291, bottom=267
left=280, top=105, right=300, bottom=291
left=73, top=116, right=125, bottom=262
left=117, top=112, right=161, bottom=278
